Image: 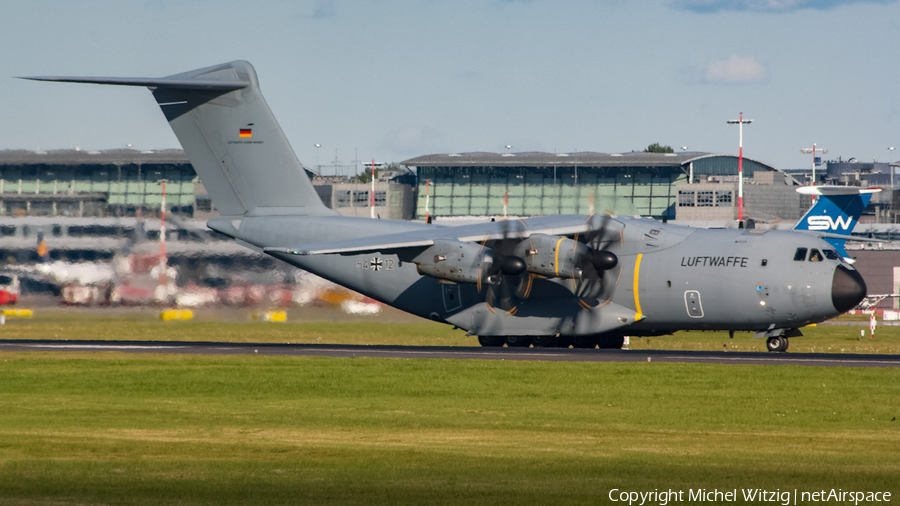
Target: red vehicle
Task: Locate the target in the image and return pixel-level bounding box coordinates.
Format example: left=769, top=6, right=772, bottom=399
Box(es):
left=0, top=275, right=19, bottom=305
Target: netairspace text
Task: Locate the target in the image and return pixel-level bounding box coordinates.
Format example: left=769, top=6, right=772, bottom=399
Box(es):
left=608, top=488, right=892, bottom=506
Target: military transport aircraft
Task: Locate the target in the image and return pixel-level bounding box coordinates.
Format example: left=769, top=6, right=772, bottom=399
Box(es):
left=25, top=61, right=871, bottom=352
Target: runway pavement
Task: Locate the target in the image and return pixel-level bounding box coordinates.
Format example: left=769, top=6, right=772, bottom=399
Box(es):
left=1, top=339, right=899, bottom=367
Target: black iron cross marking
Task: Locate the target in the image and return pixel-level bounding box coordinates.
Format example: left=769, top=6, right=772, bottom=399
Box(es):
left=370, top=257, right=383, bottom=271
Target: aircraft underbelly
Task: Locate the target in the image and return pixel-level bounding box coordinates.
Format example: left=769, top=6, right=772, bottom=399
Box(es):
left=450, top=302, right=638, bottom=337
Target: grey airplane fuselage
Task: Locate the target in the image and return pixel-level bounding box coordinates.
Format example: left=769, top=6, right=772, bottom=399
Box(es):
left=211, top=213, right=848, bottom=337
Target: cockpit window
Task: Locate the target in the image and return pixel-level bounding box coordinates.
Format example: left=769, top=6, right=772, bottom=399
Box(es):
left=808, top=249, right=823, bottom=262
left=822, top=249, right=839, bottom=260
left=793, top=248, right=808, bottom=261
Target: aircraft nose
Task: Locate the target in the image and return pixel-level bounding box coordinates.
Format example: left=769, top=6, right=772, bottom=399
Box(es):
left=831, top=265, right=867, bottom=313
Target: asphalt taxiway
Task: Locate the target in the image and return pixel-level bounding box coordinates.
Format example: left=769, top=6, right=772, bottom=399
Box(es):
left=1, top=339, right=899, bottom=367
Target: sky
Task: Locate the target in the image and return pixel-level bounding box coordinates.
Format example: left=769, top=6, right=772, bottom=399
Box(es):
left=3, top=0, right=899, bottom=174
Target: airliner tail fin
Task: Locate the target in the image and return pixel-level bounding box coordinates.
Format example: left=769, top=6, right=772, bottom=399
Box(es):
left=793, top=186, right=881, bottom=258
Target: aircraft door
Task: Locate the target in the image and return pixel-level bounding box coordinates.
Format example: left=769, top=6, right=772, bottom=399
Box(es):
left=442, top=283, right=462, bottom=313
left=802, top=282, right=816, bottom=307
left=684, top=290, right=704, bottom=318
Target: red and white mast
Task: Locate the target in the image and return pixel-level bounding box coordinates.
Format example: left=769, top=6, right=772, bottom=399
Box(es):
left=370, top=159, right=376, bottom=219
left=727, top=113, right=752, bottom=227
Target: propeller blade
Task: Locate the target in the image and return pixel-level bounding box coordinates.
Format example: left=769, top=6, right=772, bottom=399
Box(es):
left=573, top=215, right=621, bottom=305
left=483, top=220, right=528, bottom=311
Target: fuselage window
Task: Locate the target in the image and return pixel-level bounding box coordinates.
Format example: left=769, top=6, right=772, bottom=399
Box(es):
left=822, top=249, right=839, bottom=260
left=793, top=248, right=808, bottom=261
left=808, top=249, right=823, bottom=262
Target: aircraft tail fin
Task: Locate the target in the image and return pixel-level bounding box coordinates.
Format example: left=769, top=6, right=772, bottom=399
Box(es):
left=793, top=186, right=880, bottom=258
left=25, top=61, right=335, bottom=218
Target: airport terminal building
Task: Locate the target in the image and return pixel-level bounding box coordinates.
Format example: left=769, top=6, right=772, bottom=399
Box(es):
left=402, top=151, right=806, bottom=222
left=1, top=149, right=812, bottom=225
left=0, top=150, right=198, bottom=218
left=0, top=149, right=411, bottom=221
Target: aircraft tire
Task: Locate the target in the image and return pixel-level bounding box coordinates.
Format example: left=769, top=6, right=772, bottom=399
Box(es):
left=597, top=335, right=625, bottom=349
left=477, top=335, right=505, bottom=347
left=571, top=336, right=597, bottom=349
left=554, top=337, right=573, bottom=348
left=766, top=336, right=787, bottom=352
left=531, top=335, right=558, bottom=348
left=506, top=335, right=533, bottom=347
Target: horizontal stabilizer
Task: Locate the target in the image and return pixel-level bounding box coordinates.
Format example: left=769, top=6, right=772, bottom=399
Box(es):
left=796, top=186, right=882, bottom=196
left=21, top=76, right=248, bottom=91
left=793, top=230, right=881, bottom=243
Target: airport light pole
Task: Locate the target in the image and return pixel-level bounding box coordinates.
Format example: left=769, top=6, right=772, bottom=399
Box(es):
left=800, top=144, right=827, bottom=187
left=727, top=113, right=752, bottom=227
left=553, top=148, right=557, bottom=184
left=156, top=179, right=168, bottom=303
left=505, top=145, right=513, bottom=215
left=315, top=144, right=321, bottom=173
left=424, top=179, right=431, bottom=224
left=889, top=147, right=895, bottom=188
left=574, top=147, right=578, bottom=185
left=682, top=147, right=693, bottom=185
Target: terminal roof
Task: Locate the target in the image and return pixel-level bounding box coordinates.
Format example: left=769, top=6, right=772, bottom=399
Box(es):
left=402, top=151, right=713, bottom=167
left=0, top=149, right=189, bottom=165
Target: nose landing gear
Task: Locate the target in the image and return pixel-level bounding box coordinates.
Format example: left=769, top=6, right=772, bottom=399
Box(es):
left=757, top=328, right=801, bottom=352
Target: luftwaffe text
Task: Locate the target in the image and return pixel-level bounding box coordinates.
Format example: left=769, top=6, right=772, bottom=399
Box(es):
left=680, top=256, right=748, bottom=268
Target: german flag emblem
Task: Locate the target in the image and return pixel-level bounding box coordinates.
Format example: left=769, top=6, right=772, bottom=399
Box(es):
left=239, top=128, right=252, bottom=138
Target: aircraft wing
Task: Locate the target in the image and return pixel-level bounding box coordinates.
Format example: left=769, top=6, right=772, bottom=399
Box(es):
left=262, top=215, right=619, bottom=256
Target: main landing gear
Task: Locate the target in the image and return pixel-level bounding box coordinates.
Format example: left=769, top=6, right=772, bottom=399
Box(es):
left=766, top=335, right=789, bottom=352
left=477, top=335, right=505, bottom=347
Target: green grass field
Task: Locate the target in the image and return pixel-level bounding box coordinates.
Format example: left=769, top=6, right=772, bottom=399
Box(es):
left=0, top=353, right=898, bottom=505
left=0, top=312, right=898, bottom=505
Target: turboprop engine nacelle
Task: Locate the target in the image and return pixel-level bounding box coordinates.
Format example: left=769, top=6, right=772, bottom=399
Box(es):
left=513, top=234, right=587, bottom=279
left=412, top=240, right=492, bottom=283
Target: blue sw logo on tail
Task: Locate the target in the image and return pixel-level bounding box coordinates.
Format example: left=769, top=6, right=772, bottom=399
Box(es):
left=793, top=186, right=881, bottom=259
